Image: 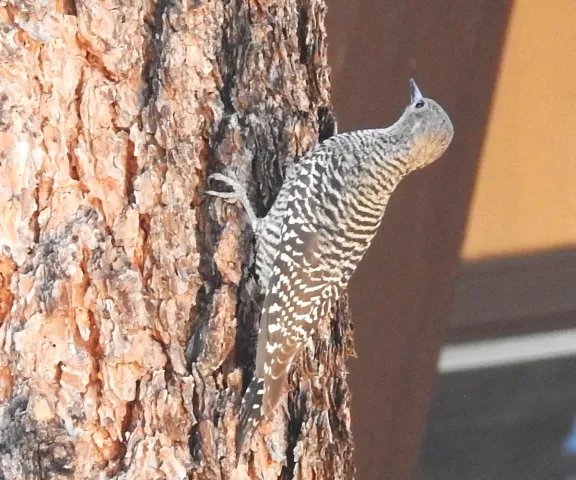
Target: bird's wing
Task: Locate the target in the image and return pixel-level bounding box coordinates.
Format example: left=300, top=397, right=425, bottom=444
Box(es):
left=236, top=210, right=337, bottom=454
left=255, top=220, right=330, bottom=414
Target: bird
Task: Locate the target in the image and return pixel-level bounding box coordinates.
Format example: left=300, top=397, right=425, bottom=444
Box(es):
left=206, top=78, right=454, bottom=461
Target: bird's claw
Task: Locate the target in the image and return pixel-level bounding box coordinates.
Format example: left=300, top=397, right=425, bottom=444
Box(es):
left=206, top=173, right=245, bottom=199
left=205, top=172, right=260, bottom=231
left=208, top=172, right=238, bottom=186
left=205, top=190, right=245, bottom=201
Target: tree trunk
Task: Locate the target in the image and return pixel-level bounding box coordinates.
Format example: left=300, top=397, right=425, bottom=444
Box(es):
left=0, top=1, right=354, bottom=479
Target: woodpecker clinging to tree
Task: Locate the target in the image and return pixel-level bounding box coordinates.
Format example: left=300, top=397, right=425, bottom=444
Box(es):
left=206, top=79, right=454, bottom=460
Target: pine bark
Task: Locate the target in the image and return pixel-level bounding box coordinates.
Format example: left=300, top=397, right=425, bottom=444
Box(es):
left=0, top=1, right=355, bottom=479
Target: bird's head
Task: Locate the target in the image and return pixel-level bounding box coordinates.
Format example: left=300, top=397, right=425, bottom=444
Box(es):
left=397, top=79, right=454, bottom=171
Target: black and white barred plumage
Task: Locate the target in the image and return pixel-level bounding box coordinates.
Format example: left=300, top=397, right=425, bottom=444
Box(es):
left=207, top=79, right=454, bottom=460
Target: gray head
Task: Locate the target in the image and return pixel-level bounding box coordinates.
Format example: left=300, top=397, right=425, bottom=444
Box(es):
left=395, top=78, right=454, bottom=171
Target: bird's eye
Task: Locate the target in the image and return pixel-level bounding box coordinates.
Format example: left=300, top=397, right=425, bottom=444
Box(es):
left=415, top=100, right=425, bottom=109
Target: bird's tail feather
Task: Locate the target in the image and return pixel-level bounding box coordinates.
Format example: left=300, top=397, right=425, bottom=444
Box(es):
left=236, top=376, right=265, bottom=461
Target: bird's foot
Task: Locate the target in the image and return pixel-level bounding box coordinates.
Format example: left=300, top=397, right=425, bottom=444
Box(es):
left=206, top=173, right=260, bottom=230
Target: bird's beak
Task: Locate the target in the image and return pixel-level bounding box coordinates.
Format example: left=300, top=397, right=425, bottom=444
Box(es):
left=409, top=78, right=423, bottom=103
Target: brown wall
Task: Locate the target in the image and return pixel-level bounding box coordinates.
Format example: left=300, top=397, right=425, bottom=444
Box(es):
left=326, top=1, right=514, bottom=478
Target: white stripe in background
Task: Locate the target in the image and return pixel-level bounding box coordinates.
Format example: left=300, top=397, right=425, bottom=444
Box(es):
left=438, top=328, right=576, bottom=373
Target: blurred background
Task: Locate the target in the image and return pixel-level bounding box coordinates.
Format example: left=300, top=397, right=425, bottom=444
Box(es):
left=326, top=1, right=576, bottom=479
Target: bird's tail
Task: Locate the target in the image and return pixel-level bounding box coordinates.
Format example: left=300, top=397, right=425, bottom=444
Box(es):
left=236, top=376, right=265, bottom=461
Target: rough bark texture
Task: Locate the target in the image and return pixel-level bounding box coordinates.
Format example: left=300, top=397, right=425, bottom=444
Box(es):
left=0, top=1, right=354, bottom=479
